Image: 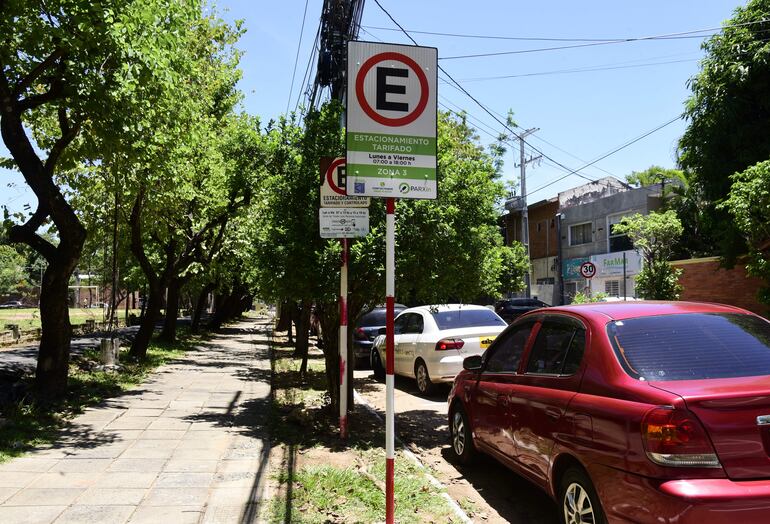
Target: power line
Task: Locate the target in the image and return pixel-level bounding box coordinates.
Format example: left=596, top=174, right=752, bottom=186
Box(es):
left=526, top=115, right=683, bottom=198
left=437, top=20, right=770, bottom=60
left=362, top=21, right=764, bottom=42
left=372, top=0, right=683, bottom=197
left=448, top=58, right=697, bottom=83
left=286, top=0, right=311, bottom=114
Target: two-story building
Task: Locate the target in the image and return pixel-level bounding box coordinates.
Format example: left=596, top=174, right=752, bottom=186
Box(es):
left=502, top=177, right=662, bottom=303
left=559, top=183, right=662, bottom=300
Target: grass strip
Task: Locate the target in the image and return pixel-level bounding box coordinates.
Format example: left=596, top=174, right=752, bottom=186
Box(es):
left=266, top=334, right=457, bottom=523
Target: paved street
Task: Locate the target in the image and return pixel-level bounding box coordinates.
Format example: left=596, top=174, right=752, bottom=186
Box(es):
left=353, top=368, right=559, bottom=524
left=0, top=318, right=271, bottom=524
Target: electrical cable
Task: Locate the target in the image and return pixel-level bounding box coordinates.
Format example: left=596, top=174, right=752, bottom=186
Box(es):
left=362, top=19, right=769, bottom=43
left=373, top=0, right=683, bottom=197
left=286, top=0, right=311, bottom=114
left=435, top=20, right=770, bottom=60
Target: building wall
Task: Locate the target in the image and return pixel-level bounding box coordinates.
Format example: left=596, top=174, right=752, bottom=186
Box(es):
left=560, top=187, right=661, bottom=261
left=672, top=257, right=769, bottom=319
left=528, top=200, right=559, bottom=259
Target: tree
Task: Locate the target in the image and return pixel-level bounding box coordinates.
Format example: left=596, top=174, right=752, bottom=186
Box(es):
left=626, top=165, right=687, bottom=193
left=678, top=0, right=770, bottom=258
left=0, top=244, right=26, bottom=295
left=721, top=160, right=770, bottom=305
left=248, top=106, right=528, bottom=415
left=0, top=0, right=203, bottom=397
left=613, top=211, right=684, bottom=300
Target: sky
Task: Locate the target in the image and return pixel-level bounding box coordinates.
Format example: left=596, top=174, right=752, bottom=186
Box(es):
left=1, top=0, right=748, bottom=214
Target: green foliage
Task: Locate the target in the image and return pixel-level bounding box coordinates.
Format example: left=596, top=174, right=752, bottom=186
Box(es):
left=634, top=261, right=684, bottom=301
left=721, top=159, right=770, bottom=304
left=0, top=245, right=26, bottom=294
left=571, top=291, right=607, bottom=304
left=614, top=211, right=684, bottom=299
left=626, top=165, right=686, bottom=189
left=678, top=0, right=770, bottom=257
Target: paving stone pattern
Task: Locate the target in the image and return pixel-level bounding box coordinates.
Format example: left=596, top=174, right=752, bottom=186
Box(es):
left=0, top=319, right=272, bottom=524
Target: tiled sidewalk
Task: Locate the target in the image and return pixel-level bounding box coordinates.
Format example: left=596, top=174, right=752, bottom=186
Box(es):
left=0, top=319, right=272, bottom=524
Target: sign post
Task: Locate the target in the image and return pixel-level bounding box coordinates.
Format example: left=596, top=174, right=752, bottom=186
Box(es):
left=320, top=157, right=369, bottom=440
left=347, top=41, right=437, bottom=524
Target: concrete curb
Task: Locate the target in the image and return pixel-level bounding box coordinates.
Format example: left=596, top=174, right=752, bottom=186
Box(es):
left=353, top=390, right=473, bottom=524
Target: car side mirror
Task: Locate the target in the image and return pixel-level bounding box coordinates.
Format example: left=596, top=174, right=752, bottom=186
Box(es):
left=463, top=355, right=483, bottom=371
left=378, top=327, right=387, bottom=336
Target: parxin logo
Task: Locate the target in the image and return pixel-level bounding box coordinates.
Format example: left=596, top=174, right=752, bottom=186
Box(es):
left=398, top=183, right=431, bottom=194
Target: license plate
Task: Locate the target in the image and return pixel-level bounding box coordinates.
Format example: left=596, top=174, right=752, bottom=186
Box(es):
left=480, top=337, right=495, bottom=350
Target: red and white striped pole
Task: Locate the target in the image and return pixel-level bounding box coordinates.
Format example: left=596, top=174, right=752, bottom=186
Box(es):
left=385, top=197, right=396, bottom=523
left=339, top=238, right=349, bottom=439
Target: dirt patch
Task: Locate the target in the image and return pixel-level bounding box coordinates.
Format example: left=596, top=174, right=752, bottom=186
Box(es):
left=353, top=372, right=560, bottom=524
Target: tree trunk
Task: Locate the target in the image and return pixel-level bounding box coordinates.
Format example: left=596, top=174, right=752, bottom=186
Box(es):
left=317, top=301, right=340, bottom=415
left=295, top=301, right=312, bottom=378
left=191, top=283, right=213, bottom=334
left=130, top=283, right=163, bottom=359
left=158, top=276, right=180, bottom=343
left=35, top=265, right=75, bottom=398
left=0, top=83, right=87, bottom=398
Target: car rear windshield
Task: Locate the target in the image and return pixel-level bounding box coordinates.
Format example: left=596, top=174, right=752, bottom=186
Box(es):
left=431, top=309, right=506, bottom=330
left=358, top=309, right=405, bottom=327
left=607, top=313, right=770, bottom=381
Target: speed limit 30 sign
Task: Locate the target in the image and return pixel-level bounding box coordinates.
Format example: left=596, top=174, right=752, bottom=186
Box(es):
left=346, top=41, right=437, bottom=199
left=580, top=261, right=597, bottom=279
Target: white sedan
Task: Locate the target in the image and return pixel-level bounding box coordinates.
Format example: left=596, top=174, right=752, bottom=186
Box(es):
left=370, top=304, right=507, bottom=394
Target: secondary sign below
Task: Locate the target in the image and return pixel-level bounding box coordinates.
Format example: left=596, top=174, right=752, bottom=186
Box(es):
left=320, top=157, right=370, bottom=208
left=319, top=208, right=369, bottom=238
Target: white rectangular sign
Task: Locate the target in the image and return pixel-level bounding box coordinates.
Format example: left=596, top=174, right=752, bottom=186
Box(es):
left=319, top=208, right=369, bottom=238
left=346, top=41, right=438, bottom=199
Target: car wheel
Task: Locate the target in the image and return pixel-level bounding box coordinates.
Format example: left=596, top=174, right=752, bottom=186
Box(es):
left=415, top=360, right=434, bottom=395
left=371, top=350, right=385, bottom=381
left=449, top=403, right=476, bottom=465
left=560, top=467, right=606, bottom=524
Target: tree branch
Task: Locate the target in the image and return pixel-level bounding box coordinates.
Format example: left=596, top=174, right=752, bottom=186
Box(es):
left=13, top=48, right=64, bottom=98
left=8, top=203, right=56, bottom=262
left=43, top=107, right=80, bottom=174
left=18, top=86, right=63, bottom=112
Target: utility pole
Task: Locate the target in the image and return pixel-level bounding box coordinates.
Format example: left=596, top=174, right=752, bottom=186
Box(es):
left=515, top=128, right=541, bottom=298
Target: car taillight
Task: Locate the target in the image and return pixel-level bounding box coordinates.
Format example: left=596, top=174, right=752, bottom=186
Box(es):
left=436, top=338, right=464, bottom=351
left=353, top=327, right=367, bottom=340
left=641, top=407, right=721, bottom=468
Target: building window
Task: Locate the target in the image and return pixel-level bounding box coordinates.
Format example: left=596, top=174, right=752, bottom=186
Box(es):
left=608, top=214, right=634, bottom=252
left=569, top=222, right=592, bottom=246
left=605, top=280, right=620, bottom=297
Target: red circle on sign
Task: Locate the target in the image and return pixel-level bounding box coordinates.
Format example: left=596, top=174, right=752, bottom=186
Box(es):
left=580, top=262, right=596, bottom=279
left=355, top=52, right=429, bottom=127
left=326, top=157, right=347, bottom=195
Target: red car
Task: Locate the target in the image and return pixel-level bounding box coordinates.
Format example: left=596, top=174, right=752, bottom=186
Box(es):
left=448, top=302, right=770, bottom=524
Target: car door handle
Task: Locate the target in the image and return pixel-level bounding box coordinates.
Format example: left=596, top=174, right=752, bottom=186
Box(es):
left=545, top=407, right=561, bottom=421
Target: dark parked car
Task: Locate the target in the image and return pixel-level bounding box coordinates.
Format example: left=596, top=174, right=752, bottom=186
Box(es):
left=448, top=301, right=770, bottom=524
left=0, top=300, right=24, bottom=309
left=494, top=298, right=549, bottom=323
left=352, top=304, right=406, bottom=368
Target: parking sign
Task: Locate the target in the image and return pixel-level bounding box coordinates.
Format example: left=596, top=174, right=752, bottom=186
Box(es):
left=346, top=41, right=437, bottom=199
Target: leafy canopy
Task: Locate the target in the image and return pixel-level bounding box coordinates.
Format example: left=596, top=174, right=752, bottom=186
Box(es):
left=614, top=211, right=684, bottom=300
